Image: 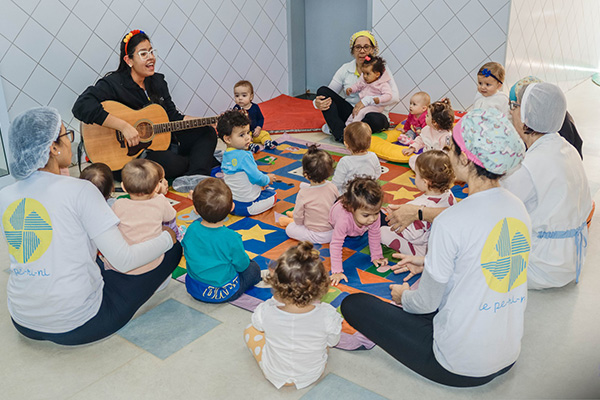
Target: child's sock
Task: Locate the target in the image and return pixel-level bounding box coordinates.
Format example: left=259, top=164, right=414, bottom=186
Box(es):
left=264, top=140, right=278, bottom=150
left=396, top=134, right=413, bottom=145
left=249, top=143, right=260, bottom=153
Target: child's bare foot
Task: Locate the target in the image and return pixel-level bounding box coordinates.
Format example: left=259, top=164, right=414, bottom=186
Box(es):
left=187, top=190, right=193, bottom=199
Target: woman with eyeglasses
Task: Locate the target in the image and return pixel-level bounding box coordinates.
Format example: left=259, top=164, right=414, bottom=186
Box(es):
left=313, top=30, right=399, bottom=142
left=0, top=107, right=181, bottom=345
left=73, top=30, right=218, bottom=179
left=502, top=81, right=592, bottom=289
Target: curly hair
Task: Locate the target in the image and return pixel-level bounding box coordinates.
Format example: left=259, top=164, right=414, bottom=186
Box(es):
left=428, top=98, right=454, bottom=131
left=340, top=176, right=383, bottom=212
left=362, top=55, right=386, bottom=75
left=302, top=144, right=334, bottom=183
left=216, top=110, right=250, bottom=141
left=415, top=150, right=455, bottom=192
left=265, top=241, right=329, bottom=307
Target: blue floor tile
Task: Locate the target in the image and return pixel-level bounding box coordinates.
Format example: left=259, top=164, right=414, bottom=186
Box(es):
left=118, top=298, right=221, bottom=359
left=302, top=374, right=388, bottom=400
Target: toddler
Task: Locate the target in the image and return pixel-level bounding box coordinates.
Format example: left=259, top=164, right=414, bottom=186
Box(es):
left=345, top=55, right=393, bottom=124
left=148, top=160, right=183, bottom=241
left=244, top=241, right=342, bottom=389
left=403, top=98, right=454, bottom=170
left=106, top=159, right=177, bottom=277
left=472, top=62, right=509, bottom=115
left=79, top=162, right=114, bottom=202
left=218, top=110, right=277, bottom=216
left=395, top=91, right=430, bottom=144
left=281, top=145, right=339, bottom=244
left=381, top=150, right=455, bottom=256
left=183, top=178, right=261, bottom=303
left=329, top=176, right=388, bottom=285
left=331, top=121, right=381, bottom=193
left=232, top=80, right=278, bottom=153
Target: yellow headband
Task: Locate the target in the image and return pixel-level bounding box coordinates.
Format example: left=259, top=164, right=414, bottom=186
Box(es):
left=349, top=30, right=379, bottom=56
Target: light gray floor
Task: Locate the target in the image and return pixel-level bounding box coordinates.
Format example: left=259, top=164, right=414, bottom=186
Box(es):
left=1, top=79, right=600, bottom=399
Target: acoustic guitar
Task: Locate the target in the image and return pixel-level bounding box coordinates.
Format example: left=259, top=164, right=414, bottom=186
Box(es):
left=80, top=101, right=217, bottom=171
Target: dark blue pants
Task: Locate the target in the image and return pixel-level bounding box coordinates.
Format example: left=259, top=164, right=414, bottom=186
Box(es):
left=186, top=260, right=261, bottom=303
left=12, top=242, right=183, bottom=346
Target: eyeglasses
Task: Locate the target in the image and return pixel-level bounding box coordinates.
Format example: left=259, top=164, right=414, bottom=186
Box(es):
left=58, top=129, right=75, bottom=143
left=136, top=48, right=157, bottom=60
left=509, top=101, right=520, bottom=111
left=353, top=45, right=373, bottom=52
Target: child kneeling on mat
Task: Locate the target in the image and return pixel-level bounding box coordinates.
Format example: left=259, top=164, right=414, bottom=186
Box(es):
left=183, top=178, right=261, bottom=303
left=218, top=110, right=277, bottom=216
left=244, top=241, right=342, bottom=389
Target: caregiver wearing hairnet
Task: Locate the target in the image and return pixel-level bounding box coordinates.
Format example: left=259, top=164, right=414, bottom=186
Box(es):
left=0, top=107, right=181, bottom=345
left=503, top=82, right=593, bottom=289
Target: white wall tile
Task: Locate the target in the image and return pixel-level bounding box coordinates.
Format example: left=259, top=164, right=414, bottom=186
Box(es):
left=474, top=19, right=507, bottom=57
left=221, top=68, right=242, bottom=95
left=450, top=74, right=476, bottom=111
left=181, top=60, right=205, bottom=92
left=171, top=79, right=194, bottom=111
left=421, top=35, right=451, bottom=69
left=0, top=35, right=12, bottom=64
left=32, top=0, right=70, bottom=36
left=111, top=0, right=143, bottom=26
left=456, top=0, right=488, bottom=34
left=255, top=44, right=274, bottom=72
left=9, top=91, right=41, bottom=119
left=165, top=41, right=191, bottom=76
left=177, top=22, right=202, bottom=55
left=376, top=13, right=403, bottom=47
left=59, top=0, right=77, bottom=9
left=240, top=0, right=262, bottom=25
left=230, top=14, right=252, bottom=44
left=437, top=17, right=470, bottom=52
left=418, top=71, right=447, bottom=102
left=49, top=84, right=78, bottom=124
left=193, top=38, right=217, bottom=70
left=57, top=13, right=93, bottom=56
left=372, top=0, right=388, bottom=26
left=386, top=32, right=418, bottom=66
left=129, top=7, right=161, bottom=36
left=161, top=3, right=187, bottom=39
left=219, top=34, right=242, bottom=66
left=187, top=94, right=210, bottom=117
left=404, top=52, right=433, bottom=85
left=0, top=78, right=21, bottom=109
left=152, top=24, right=177, bottom=60
left=263, top=0, right=282, bottom=22
left=253, top=10, right=273, bottom=40
left=404, top=15, right=435, bottom=49
left=422, top=0, right=453, bottom=31
left=204, top=0, right=223, bottom=14
left=40, top=39, right=77, bottom=81
left=444, top=0, right=470, bottom=14
left=23, top=66, right=61, bottom=107
left=453, top=37, right=487, bottom=74
left=242, top=29, right=263, bottom=60
left=231, top=48, right=253, bottom=77
left=190, top=1, right=215, bottom=33
left=72, top=0, right=108, bottom=31
left=412, top=0, right=433, bottom=12
left=0, top=46, right=37, bottom=89
left=217, top=0, right=239, bottom=28
left=197, top=73, right=219, bottom=105
left=14, top=19, right=54, bottom=63
left=79, top=35, right=113, bottom=75
left=204, top=18, right=228, bottom=49
left=94, top=11, right=128, bottom=51
left=437, top=54, right=468, bottom=89
left=63, top=59, right=99, bottom=94
left=479, top=0, right=509, bottom=17
left=207, top=53, right=230, bottom=84
left=174, top=0, right=197, bottom=15
left=144, top=0, right=171, bottom=21
left=210, top=87, right=233, bottom=113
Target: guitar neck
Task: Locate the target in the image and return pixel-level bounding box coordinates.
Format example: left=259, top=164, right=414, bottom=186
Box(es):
left=153, top=116, right=217, bottom=134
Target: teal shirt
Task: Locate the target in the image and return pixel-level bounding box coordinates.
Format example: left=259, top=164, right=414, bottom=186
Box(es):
left=182, top=221, right=250, bottom=286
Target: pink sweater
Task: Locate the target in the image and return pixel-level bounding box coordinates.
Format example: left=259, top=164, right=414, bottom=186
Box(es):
left=348, top=69, right=393, bottom=105
left=328, top=201, right=383, bottom=274
left=403, top=110, right=428, bottom=133
left=293, top=182, right=339, bottom=232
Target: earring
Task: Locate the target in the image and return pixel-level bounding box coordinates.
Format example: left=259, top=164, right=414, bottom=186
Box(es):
left=57, top=151, right=61, bottom=155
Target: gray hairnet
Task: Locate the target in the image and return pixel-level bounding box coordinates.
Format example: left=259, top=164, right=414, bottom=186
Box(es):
left=9, top=107, right=62, bottom=180
left=520, top=82, right=567, bottom=134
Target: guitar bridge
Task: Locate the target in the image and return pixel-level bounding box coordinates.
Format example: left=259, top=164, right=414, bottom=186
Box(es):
left=116, top=131, right=125, bottom=148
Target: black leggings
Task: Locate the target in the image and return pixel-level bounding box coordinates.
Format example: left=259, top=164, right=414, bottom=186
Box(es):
left=12, top=242, right=183, bottom=346
left=145, top=125, right=218, bottom=179
left=316, top=86, right=390, bottom=141
left=341, top=293, right=514, bottom=387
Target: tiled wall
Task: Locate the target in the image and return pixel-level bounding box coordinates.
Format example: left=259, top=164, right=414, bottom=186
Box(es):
left=372, top=0, right=511, bottom=114
left=505, top=0, right=600, bottom=93
left=0, top=0, right=288, bottom=139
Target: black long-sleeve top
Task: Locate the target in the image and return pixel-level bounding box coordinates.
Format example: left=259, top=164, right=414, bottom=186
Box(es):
left=72, top=70, right=184, bottom=126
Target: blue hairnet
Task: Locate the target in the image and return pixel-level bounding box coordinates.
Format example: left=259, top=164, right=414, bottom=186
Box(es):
left=9, top=107, right=62, bottom=180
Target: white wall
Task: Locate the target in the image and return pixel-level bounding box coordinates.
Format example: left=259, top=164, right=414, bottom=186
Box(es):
left=505, top=0, right=600, bottom=92
left=0, top=0, right=288, bottom=140
left=372, top=0, right=511, bottom=114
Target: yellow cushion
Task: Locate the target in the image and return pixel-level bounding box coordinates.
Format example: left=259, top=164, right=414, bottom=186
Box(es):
left=370, top=129, right=410, bottom=163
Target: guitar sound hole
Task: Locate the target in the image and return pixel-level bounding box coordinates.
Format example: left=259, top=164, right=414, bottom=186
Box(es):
left=137, top=122, right=153, bottom=141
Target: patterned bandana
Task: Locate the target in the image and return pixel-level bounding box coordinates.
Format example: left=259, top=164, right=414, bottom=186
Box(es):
left=453, top=108, right=526, bottom=175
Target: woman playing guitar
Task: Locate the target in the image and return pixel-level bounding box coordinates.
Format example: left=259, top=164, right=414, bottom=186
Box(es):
left=73, top=30, right=218, bottom=179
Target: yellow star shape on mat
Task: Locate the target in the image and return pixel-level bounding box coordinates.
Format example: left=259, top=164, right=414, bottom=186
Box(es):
left=237, top=224, right=276, bottom=242
left=389, top=170, right=415, bottom=187
left=246, top=250, right=258, bottom=259
left=386, top=187, right=420, bottom=201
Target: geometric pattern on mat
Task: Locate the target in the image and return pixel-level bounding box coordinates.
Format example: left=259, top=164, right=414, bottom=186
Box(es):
left=166, top=139, right=468, bottom=350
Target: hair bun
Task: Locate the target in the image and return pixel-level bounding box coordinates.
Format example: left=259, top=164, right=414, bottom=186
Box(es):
left=295, top=241, right=319, bottom=263
left=306, top=144, right=320, bottom=154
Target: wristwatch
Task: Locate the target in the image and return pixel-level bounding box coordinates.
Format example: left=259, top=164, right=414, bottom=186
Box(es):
left=418, top=206, right=424, bottom=221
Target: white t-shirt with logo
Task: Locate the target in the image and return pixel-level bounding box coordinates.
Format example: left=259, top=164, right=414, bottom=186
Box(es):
left=418, top=187, right=531, bottom=377
left=0, top=171, right=119, bottom=333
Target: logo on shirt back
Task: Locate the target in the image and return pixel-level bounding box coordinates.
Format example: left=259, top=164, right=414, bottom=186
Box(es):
left=2, top=198, right=52, bottom=264
left=481, top=218, right=530, bottom=293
